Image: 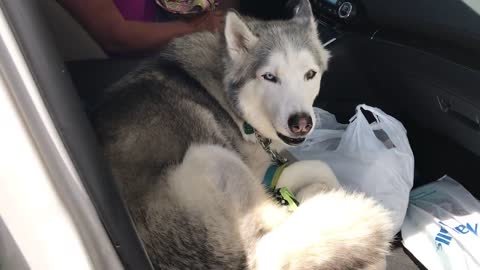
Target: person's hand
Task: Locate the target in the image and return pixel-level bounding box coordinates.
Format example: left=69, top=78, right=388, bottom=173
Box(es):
left=189, top=10, right=225, bottom=32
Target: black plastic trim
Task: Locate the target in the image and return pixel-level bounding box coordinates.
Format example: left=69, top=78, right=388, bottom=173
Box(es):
left=373, top=29, right=480, bottom=71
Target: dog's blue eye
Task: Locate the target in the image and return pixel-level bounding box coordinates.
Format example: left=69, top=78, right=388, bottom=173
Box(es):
left=305, top=70, right=317, bottom=80
left=262, top=73, right=278, bottom=83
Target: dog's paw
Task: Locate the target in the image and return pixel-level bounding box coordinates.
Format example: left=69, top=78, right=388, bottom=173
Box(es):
left=255, top=189, right=393, bottom=270
left=295, top=182, right=334, bottom=202
left=276, top=160, right=340, bottom=201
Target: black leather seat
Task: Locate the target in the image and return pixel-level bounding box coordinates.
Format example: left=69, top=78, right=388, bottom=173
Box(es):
left=66, top=56, right=147, bottom=112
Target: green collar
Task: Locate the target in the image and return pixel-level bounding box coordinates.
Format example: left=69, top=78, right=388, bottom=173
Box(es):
left=248, top=122, right=298, bottom=212
left=263, top=164, right=299, bottom=212
left=263, top=164, right=288, bottom=189
left=243, top=122, right=255, bottom=135
left=274, top=187, right=299, bottom=212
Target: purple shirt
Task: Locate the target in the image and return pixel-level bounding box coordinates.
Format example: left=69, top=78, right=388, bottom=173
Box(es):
left=114, top=0, right=157, bottom=21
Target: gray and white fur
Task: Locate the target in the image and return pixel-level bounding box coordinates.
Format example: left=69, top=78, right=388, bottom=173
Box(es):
left=93, top=0, right=394, bottom=269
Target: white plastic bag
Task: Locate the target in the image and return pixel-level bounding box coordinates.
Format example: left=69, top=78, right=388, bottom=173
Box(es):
left=401, top=176, right=480, bottom=270
left=287, top=104, right=415, bottom=233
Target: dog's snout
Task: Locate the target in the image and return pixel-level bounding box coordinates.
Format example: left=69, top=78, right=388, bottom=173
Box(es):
left=288, top=113, right=313, bottom=136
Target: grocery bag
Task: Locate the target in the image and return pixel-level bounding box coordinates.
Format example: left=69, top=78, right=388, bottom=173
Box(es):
left=402, top=176, right=480, bottom=270
left=287, top=104, right=415, bottom=233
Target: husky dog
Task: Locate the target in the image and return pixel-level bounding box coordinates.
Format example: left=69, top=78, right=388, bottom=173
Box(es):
left=93, top=0, right=393, bottom=269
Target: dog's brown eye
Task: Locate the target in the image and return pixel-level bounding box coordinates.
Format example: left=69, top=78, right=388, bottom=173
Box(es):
left=262, top=72, right=278, bottom=83
left=305, top=70, right=317, bottom=80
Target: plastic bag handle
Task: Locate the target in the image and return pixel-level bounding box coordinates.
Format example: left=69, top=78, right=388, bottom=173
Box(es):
left=358, top=104, right=413, bottom=156
left=335, top=105, right=385, bottom=153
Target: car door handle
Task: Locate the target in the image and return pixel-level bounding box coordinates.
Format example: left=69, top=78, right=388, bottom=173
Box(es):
left=437, top=95, right=480, bottom=131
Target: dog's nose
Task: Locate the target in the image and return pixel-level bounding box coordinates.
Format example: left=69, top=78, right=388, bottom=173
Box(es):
left=288, top=113, right=313, bottom=136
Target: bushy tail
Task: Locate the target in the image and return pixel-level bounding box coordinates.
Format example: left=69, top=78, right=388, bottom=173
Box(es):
left=255, top=189, right=394, bottom=270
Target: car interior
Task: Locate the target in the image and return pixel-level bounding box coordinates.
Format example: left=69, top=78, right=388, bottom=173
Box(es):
left=3, top=0, right=480, bottom=269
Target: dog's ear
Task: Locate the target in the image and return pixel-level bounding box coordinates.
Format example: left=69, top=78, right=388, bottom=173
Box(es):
left=224, top=12, right=258, bottom=61
left=292, top=0, right=314, bottom=25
